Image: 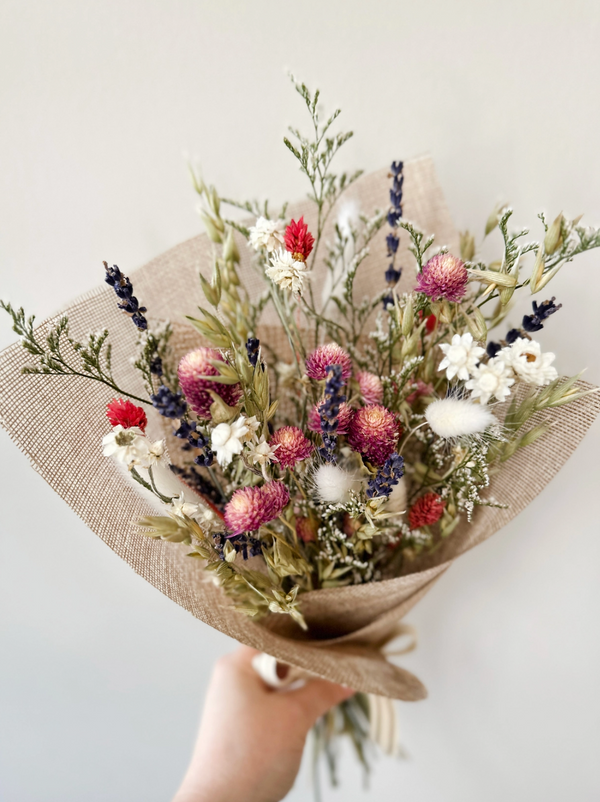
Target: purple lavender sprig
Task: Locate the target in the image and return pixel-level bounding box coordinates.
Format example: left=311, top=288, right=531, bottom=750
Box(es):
left=318, top=364, right=346, bottom=463
left=382, top=161, right=404, bottom=309
left=104, top=262, right=148, bottom=330
left=366, top=453, right=405, bottom=499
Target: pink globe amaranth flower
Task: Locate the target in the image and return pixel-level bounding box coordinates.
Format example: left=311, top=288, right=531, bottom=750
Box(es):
left=347, top=404, right=400, bottom=466
left=178, top=347, right=242, bottom=418
left=356, top=371, right=384, bottom=405
left=305, top=343, right=352, bottom=381
left=269, top=426, right=313, bottom=469
left=414, top=253, right=468, bottom=303
left=308, top=401, right=353, bottom=434
left=224, top=481, right=290, bottom=535
left=295, top=515, right=318, bottom=543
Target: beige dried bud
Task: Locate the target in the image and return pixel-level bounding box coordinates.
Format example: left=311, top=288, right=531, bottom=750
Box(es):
left=200, top=211, right=223, bottom=243
left=485, top=203, right=508, bottom=237
left=401, top=294, right=414, bottom=337
left=544, top=213, right=564, bottom=255
left=465, top=306, right=487, bottom=341
left=459, top=231, right=476, bottom=261
left=223, top=228, right=240, bottom=263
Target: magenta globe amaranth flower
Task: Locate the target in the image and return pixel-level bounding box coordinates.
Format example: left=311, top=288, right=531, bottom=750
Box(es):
left=308, top=401, right=353, bottom=434
left=224, top=481, right=290, bottom=535
left=347, top=404, right=400, bottom=465
left=178, top=347, right=242, bottom=419
left=269, top=426, right=313, bottom=469
left=305, top=343, right=352, bottom=381
left=415, top=253, right=468, bottom=303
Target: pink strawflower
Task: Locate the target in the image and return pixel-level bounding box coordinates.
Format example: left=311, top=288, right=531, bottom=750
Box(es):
left=224, top=481, right=290, bottom=535
left=295, top=516, right=318, bottom=543
left=356, top=371, right=384, bottom=405
left=269, top=426, right=313, bottom=469
left=106, top=398, right=147, bottom=432
left=414, top=253, right=468, bottom=303
left=308, top=401, right=353, bottom=434
left=305, top=343, right=352, bottom=381
left=347, top=404, right=400, bottom=465
left=284, top=216, right=315, bottom=262
left=178, top=347, right=242, bottom=418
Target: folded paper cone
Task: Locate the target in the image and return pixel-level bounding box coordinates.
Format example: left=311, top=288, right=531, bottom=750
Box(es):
left=1, top=157, right=598, bottom=700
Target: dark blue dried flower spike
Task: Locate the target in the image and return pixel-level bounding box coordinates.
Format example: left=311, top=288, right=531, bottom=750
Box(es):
left=174, top=420, right=214, bottom=467
left=213, top=532, right=262, bottom=561
left=246, top=337, right=261, bottom=368
left=366, top=453, right=405, bottom=499
left=522, top=297, right=562, bottom=333
left=319, top=364, right=346, bottom=463
left=151, top=384, right=187, bottom=419
left=383, top=161, right=404, bottom=307
left=104, top=262, right=148, bottom=330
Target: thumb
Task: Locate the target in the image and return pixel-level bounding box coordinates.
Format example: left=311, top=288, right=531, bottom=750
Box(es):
left=288, top=677, right=355, bottom=725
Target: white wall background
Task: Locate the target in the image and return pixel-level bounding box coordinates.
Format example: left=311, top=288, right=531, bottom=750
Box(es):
left=1, top=1, right=599, bottom=800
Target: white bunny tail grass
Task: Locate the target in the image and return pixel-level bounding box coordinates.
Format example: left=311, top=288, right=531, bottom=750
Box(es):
left=425, top=397, right=496, bottom=439
left=312, top=463, right=361, bottom=505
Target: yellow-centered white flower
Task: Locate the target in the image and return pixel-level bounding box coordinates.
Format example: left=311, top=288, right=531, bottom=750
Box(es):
left=438, top=333, right=485, bottom=381
left=501, top=337, right=558, bottom=386
left=465, top=356, right=515, bottom=404
left=248, top=216, right=286, bottom=252
left=265, top=249, right=311, bottom=295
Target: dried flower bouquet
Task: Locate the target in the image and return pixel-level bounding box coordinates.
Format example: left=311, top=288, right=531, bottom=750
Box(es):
left=2, top=77, right=599, bottom=783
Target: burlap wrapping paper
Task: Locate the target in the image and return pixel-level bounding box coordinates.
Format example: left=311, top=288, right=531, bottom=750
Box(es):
left=1, top=157, right=598, bottom=701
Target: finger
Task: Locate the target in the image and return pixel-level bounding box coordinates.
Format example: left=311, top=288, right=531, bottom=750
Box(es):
left=288, top=678, right=355, bottom=723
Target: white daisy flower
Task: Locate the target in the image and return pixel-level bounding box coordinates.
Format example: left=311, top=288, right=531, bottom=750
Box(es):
left=211, top=416, right=250, bottom=467
left=465, top=357, right=515, bottom=404
left=502, top=337, right=558, bottom=386
left=246, top=436, right=280, bottom=479
left=248, top=216, right=286, bottom=252
left=102, top=425, right=164, bottom=468
left=171, top=492, right=201, bottom=519
left=438, top=333, right=486, bottom=381
left=265, top=249, right=311, bottom=295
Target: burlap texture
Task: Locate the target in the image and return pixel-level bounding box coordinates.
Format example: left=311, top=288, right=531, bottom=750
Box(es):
left=1, top=157, right=598, bottom=701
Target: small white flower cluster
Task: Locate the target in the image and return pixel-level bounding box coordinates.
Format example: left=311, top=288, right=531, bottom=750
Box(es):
left=438, top=332, right=558, bottom=407
left=102, top=425, right=164, bottom=469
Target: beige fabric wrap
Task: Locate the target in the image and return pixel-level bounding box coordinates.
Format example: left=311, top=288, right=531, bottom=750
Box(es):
left=1, top=157, right=598, bottom=701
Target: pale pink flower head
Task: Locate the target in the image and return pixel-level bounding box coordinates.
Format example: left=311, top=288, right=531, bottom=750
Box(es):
left=224, top=481, right=290, bottom=535
left=406, top=380, right=434, bottom=405
left=305, top=343, right=352, bottom=381
left=178, top=347, right=242, bottom=418
left=308, top=401, right=353, bottom=434
left=356, top=370, right=384, bottom=405
left=269, top=426, right=313, bottom=469
left=347, top=404, right=400, bottom=465
left=414, top=253, right=468, bottom=303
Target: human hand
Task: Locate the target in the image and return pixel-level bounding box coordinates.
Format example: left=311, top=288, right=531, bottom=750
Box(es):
left=172, top=646, right=354, bottom=802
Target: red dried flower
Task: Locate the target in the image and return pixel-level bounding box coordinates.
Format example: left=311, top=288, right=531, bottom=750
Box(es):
left=408, top=493, right=445, bottom=530
left=425, top=313, right=437, bottom=333
left=106, top=398, right=147, bottom=432
left=269, top=426, right=313, bottom=468
left=295, top=516, right=318, bottom=543
left=347, top=404, right=400, bottom=466
left=284, top=216, right=315, bottom=262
